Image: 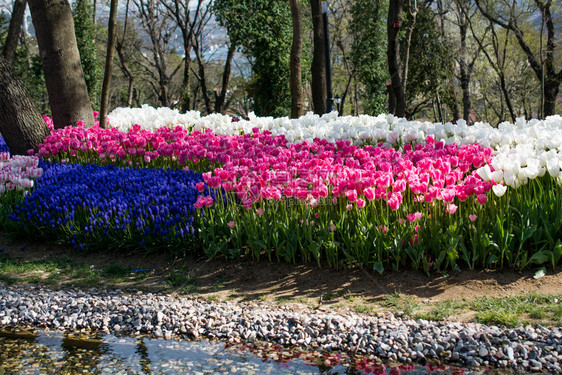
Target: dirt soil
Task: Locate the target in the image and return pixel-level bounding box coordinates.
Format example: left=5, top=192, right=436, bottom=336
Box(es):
left=1, top=233, right=561, bottom=320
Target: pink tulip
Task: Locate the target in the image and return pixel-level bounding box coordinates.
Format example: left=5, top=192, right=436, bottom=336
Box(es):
left=346, top=189, right=358, bottom=202
left=476, top=194, right=487, bottom=205
left=446, top=204, right=458, bottom=214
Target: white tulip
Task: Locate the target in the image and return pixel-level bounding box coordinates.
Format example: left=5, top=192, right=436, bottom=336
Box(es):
left=491, top=170, right=504, bottom=183
left=504, top=171, right=517, bottom=187
left=477, top=165, right=492, bottom=181
left=492, top=184, right=507, bottom=197
left=547, top=158, right=560, bottom=178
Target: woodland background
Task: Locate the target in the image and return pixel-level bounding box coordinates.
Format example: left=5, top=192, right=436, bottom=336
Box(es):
left=1, top=0, right=561, bottom=127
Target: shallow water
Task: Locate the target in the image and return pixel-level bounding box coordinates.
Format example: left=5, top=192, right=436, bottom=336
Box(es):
left=0, top=330, right=504, bottom=374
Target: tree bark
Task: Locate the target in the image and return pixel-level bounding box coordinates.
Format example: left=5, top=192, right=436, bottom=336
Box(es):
left=192, top=36, right=212, bottom=114
left=387, top=0, right=406, bottom=117
left=309, top=0, right=326, bottom=114
left=214, top=42, right=236, bottom=114
left=116, top=41, right=135, bottom=107
left=459, top=15, right=471, bottom=122
left=0, top=55, right=50, bottom=155
left=401, top=6, right=417, bottom=95
left=28, top=0, right=94, bottom=128
left=3, top=0, right=27, bottom=64
left=289, top=0, right=303, bottom=119
left=99, top=0, right=119, bottom=128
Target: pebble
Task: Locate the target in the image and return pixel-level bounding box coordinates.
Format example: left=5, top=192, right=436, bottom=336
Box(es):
left=0, top=282, right=561, bottom=371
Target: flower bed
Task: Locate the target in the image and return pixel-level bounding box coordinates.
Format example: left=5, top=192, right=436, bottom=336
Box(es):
left=7, top=161, right=206, bottom=253
left=0, top=110, right=560, bottom=273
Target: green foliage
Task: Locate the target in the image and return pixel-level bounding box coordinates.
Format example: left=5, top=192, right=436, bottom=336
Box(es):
left=471, top=293, right=562, bottom=327
left=72, top=0, right=103, bottom=109
left=405, top=4, right=453, bottom=107
left=0, top=11, right=8, bottom=42
left=213, top=0, right=292, bottom=117
left=350, top=0, right=388, bottom=115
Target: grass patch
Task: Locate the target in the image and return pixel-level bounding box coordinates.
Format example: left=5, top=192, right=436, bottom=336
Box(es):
left=166, top=266, right=197, bottom=289
left=276, top=296, right=292, bottom=304
left=470, top=294, right=562, bottom=327
left=378, top=292, right=420, bottom=316
left=416, top=300, right=468, bottom=321
left=0, top=253, right=98, bottom=284
left=353, top=304, right=373, bottom=314
left=102, top=264, right=130, bottom=279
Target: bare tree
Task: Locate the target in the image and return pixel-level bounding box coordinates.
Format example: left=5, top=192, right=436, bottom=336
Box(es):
left=467, top=10, right=516, bottom=122
left=188, top=2, right=236, bottom=114
left=441, top=0, right=483, bottom=123
left=3, top=0, right=27, bottom=64
left=0, top=54, right=50, bottom=154
left=475, top=0, right=561, bottom=118
left=115, top=0, right=136, bottom=107
left=387, top=0, right=406, bottom=117
left=28, top=0, right=94, bottom=128
left=329, top=0, right=355, bottom=116
left=289, top=0, right=303, bottom=118
left=309, top=0, right=326, bottom=114
left=134, top=0, right=182, bottom=107
left=401, top=2, right=418, bottom=96
left=99, top=0, right=119, bottom=128
left=161, top=0, right=204, bottom=112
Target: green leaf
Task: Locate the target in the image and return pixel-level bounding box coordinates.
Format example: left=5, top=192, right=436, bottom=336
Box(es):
left=528, top=250, right=549, bottom=266
left=521, top=225, right=537, bottom=243
left=252, top=240, right=268, bottom=250
left=551, top=241, right=562, bottom=268
left=373, top=262, right=384, bottom=275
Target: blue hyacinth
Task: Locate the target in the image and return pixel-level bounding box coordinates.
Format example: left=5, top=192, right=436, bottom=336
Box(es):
left=8, top=161, right=207, bottom=254
left=0, top=137, right=10, bottom=154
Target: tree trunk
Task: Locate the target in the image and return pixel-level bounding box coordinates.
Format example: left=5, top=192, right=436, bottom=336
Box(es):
left=544, top=78, right=559, bottom=117
left=214, top=42, right=236, bottom=114
left=3, top=0, right=27, bottom=64
left=401, top=7, right=417, bottom=95
left=309, top=0, right=326, bottom=114
left=458, top=11, right=471, bottom=122
left=0, top=55, right=50, bottom=155
left=99, top=0, right=119, bottom=128
left=387, top=0, right=406, bottom=117
left=193, top=37, right=211, bottom=114
left=498, top=73, right=516, bottom=123
left=116, top=41, right=135, bottom=107
left=28, top=0, right=94, bottom=128
left=180, top=54, right=192, bottom=112
left=289, top=0, right=303, bottom=119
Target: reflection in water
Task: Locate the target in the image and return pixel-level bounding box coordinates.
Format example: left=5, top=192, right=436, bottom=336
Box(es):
left=0, top=329, right=486, bottom=374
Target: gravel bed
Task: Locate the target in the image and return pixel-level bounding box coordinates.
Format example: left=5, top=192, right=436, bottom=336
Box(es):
left=0, top=283, right=560, bottom=373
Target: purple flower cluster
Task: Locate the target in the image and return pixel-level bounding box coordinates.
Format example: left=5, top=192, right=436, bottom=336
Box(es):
left=8, top=161, right=206, bottom=253
left=0, top=137, right=11, bottom=154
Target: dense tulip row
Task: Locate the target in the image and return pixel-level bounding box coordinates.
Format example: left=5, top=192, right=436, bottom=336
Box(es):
left=109, top=107, right=562, bottom=189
